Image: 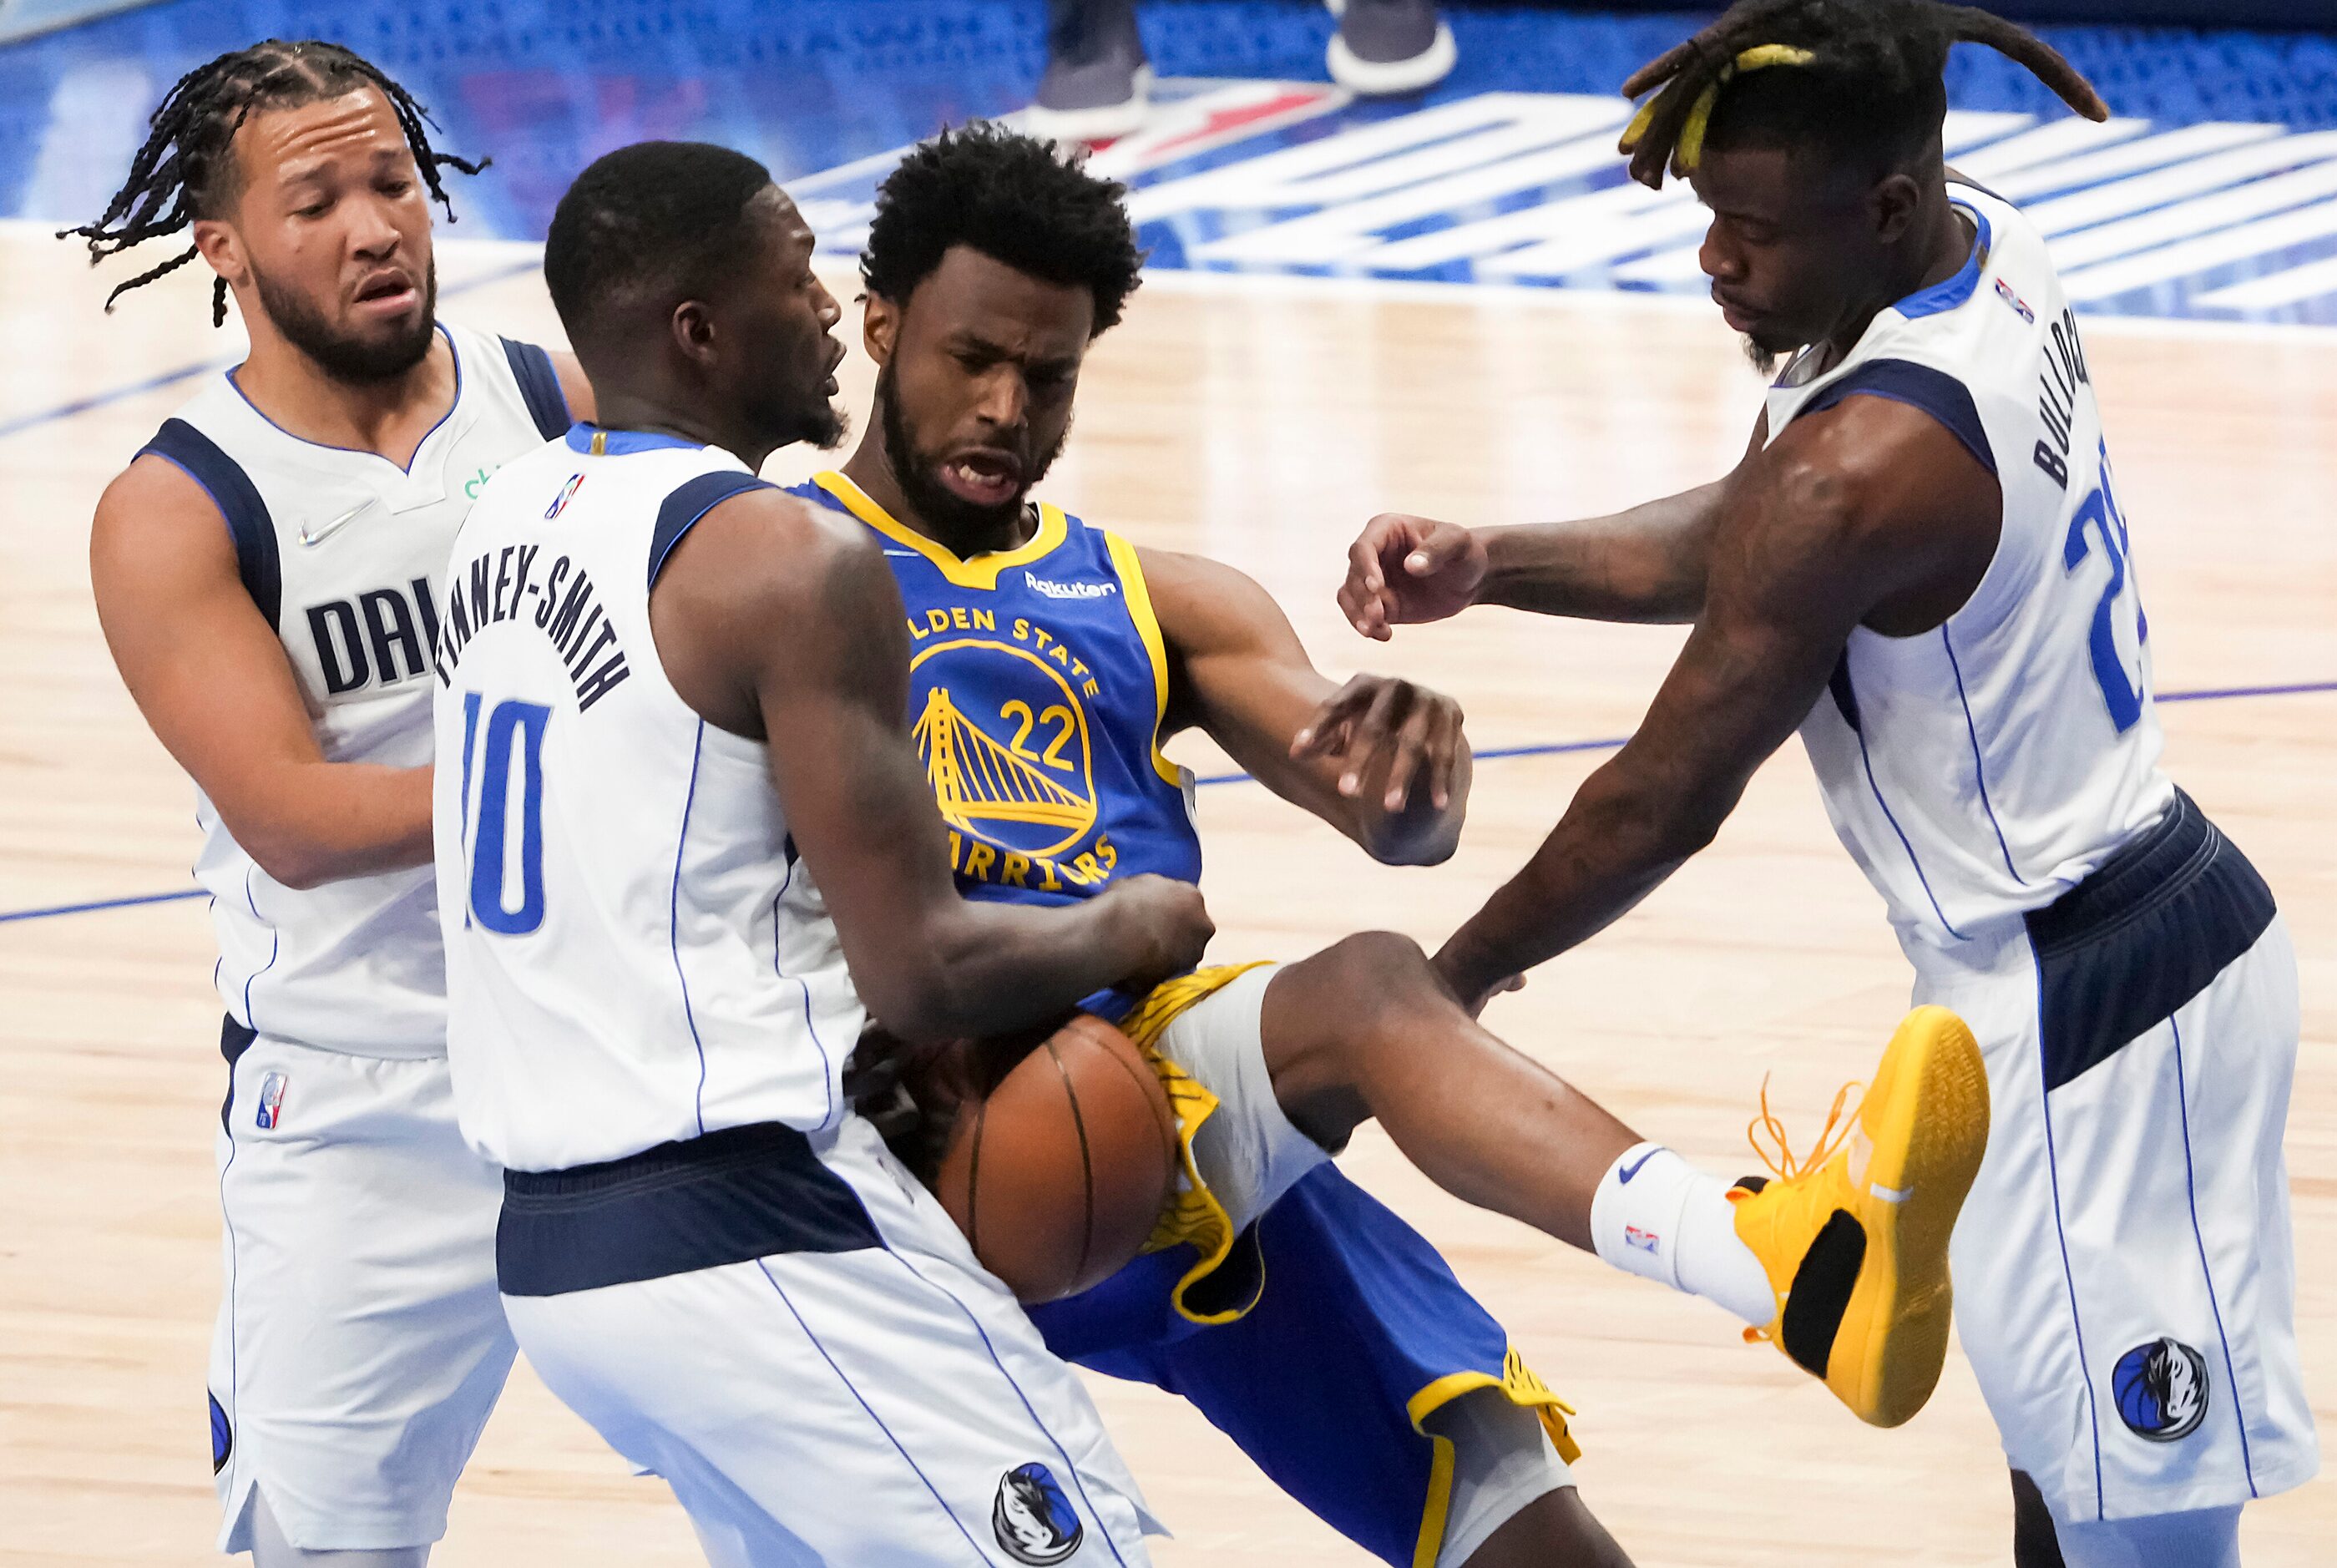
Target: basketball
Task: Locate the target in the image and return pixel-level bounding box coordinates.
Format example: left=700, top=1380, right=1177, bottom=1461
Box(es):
left=933, top=1014, right=1180, bottom=1303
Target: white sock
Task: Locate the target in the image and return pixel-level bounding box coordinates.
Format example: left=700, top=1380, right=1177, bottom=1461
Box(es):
left=1587, top=1142, right=1775, bottom=1328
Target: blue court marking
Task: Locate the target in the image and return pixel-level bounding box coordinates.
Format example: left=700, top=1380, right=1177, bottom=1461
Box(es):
left=8, top=677, right=2324, bottom=930
left=0, top=256, right=541, bottom=447
left=0, top=886, right=208, bottom=923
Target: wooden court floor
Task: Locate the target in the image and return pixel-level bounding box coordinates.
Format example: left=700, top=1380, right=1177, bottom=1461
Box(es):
left=2, top=220, right=2329, bottom=1565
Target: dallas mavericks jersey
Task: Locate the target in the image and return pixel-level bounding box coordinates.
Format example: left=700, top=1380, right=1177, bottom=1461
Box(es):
left=1771, top=182, right=2175, bottom=953
left=433, top=428, right=863, bottom=1172
left=792, top=470, right=1200, bottom=942
left=137, top=321, right=571, bottom=1056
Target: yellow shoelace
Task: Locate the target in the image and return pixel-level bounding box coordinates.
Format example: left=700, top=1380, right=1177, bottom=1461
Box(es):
left=1730, top=1076, right=1865, bottom=1343
left=1746, top=1075, right=1864, bottom=1182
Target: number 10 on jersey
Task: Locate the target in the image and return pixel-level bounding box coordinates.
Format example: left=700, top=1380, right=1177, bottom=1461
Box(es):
left=458, top=693, right=551, bottom=934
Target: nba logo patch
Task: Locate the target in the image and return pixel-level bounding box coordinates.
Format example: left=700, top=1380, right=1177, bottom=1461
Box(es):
left=544, top=473, right=586, bottom=519
left=993, top=1461, right=1083, bottom=1564
left=1994, top=277, right=2036, bottom=324
left=2113, top=1337, right=2208, bottom=1443
left=254, top=1072, right=287, bottom=1131
left=1624, top=1224, right=1660, bottom=1254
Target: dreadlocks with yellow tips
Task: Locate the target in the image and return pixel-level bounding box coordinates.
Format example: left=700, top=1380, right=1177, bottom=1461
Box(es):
left=1616, top=0, right=2109, bottom=190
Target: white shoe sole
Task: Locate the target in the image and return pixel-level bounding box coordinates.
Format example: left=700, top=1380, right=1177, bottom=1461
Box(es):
left=1326, top=20, right=1455, bottom=97
left=1025, top=64, right=1154, bottom=143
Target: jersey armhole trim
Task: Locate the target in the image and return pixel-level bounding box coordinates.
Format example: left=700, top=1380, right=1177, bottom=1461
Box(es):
left=499, top=336, right=571, bottom=440
left=139, top=418, right=282, bottom=630
left=1797, top=358, right=1998, bottom=478
left=649, top=472, right=778, bottom=589
left=1100, top=528, right=1183, bottom=787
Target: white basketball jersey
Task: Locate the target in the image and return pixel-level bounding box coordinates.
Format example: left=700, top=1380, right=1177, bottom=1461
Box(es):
left=431, top=427, right=865, bottom=1172
left=140, top=321, right=572, bottom=1055
left=1770, top=182, right=2174, bottom=954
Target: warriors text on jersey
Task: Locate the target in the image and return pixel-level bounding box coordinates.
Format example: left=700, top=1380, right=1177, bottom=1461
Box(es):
left=792, top=470, right=1200, bottom=917
left=138, top=322, right=570, bottom=1055
left=433, top=427, right=863, bottom=1172
left=1772, top=180, right=2173, bottom=954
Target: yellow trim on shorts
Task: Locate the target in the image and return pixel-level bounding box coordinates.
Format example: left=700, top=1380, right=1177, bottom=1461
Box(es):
left=812, top=469, right=1069, bottom=590
left=1405, top=1349, right=1583, bottom=1568
left=1099, top=529, right=1185, bottom=787
left=1116, top=961, right=1275, bottom=1324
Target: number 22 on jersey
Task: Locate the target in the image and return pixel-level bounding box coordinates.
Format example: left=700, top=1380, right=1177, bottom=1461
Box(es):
left=2063, top=440, right=2148, bottom=735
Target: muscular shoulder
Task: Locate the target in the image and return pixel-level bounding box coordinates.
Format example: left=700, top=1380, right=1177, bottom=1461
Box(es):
left=1733, top=393, right=2002, bottom=625
left=92, top=451, right=238, bottom=584
left=660, top=483, right=888, bottom=623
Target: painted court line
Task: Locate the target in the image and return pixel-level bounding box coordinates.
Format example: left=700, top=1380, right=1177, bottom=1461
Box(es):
left=6, top=678, right=2328, bottom=930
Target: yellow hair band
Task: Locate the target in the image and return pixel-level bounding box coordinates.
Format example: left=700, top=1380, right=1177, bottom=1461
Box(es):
left=1620, top=43, right=1818, bottom=175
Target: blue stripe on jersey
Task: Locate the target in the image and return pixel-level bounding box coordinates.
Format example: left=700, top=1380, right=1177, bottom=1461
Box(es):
left=141, top=417, right=281, bottom=628
left=790, top=474, right=1201, bottom=928
left=650, top=472, right=776, bottom=588
left=498, top=336, right=570, bottom=439
left=1894, top=200, right=1992, bottom=320
left=1796, top=359, right=1996, bottom=476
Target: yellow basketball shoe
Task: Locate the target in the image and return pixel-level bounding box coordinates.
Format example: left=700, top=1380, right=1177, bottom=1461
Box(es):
left=1727, top=1005, right=1990, bottom=1428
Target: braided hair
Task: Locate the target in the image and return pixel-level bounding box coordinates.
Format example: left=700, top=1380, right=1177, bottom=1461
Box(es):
left=1617, top=0, right=2108, bottom=190
left=58, top=39, right=485, bottom=326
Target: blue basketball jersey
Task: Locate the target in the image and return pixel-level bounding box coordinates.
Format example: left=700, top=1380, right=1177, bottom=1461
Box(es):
left=792, top=472, right=1201, bottom=1011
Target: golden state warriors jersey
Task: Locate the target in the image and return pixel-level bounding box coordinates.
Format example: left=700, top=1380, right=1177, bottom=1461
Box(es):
left=792, top=473, right=1201, bottom=1008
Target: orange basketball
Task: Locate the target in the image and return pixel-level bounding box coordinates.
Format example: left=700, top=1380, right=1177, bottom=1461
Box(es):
left=933, top=1014, right=1179, bottom=1303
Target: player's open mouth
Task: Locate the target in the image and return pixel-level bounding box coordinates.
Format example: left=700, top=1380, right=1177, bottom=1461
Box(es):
left=353, top=271, right=418, bottom=315
left=937, top=449, right=1020, bottom=506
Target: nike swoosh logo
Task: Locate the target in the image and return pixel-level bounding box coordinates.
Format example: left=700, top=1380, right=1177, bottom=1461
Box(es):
left=1869, top=1181, right=1912, bottom=1204
left=1616, top=1148, right=1661, bottom=1183
left=299, top=503, right=368, bottom=548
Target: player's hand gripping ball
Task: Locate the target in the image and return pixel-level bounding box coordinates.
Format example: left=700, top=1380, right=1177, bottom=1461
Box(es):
left=933, top=1014, right=1179, bottom=1302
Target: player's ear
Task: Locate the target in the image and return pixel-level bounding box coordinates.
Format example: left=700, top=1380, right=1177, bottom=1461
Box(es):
left=191, top=218, right=249, bottom=292
left=1869, top=173, right=1922, bottom=245
left=670, top=296, right=718, bottom=368
left=862, top=291, right=898, bottom=368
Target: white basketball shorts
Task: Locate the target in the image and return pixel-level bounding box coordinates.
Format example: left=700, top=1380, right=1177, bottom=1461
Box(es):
left=1917, top=797, right=2316, bottom=1523
left=210, top=1021, right=514, bottom=1552
left=498, top=1113, right=1160, bottom=1567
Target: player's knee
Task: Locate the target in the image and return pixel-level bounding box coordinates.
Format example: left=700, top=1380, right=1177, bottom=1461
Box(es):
left=1318, top=929, right=1439, bottom=1004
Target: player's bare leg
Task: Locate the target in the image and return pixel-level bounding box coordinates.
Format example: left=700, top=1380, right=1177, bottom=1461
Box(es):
left=250, top=1490, right=428, bottom=1568
left=1463, top=1489, right=1631, bottom=1568
left=1260, top=930, right=1990, bottom=1429
left=1262, top=930, right=1636, bottom=1252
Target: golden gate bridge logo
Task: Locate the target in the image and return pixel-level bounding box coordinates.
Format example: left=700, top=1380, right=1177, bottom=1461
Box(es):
left=910, top=641, right=1097, bottom=860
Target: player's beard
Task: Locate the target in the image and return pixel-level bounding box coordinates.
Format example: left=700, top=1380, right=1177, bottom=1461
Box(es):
left=876, top=362, right=1070, bottom=539
left=255, top=257, right=440, bottom=385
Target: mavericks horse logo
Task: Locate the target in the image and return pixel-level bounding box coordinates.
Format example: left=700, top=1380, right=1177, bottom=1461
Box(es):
left=2113, top=1337, right=2208, bottom=1442
left=992, top=1461, right=1083, bottom=1563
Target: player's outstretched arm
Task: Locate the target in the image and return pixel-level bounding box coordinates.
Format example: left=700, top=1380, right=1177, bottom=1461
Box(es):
left=651, top=490, right=1213, bottom=1043
left=1141, top=545, right=1469, bottom=865
left=1433, top=399, right=2000, bottom=1007
left=1338, top=417, right=1771, bottom=640
left=90, top=458, right=434, bottom=890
